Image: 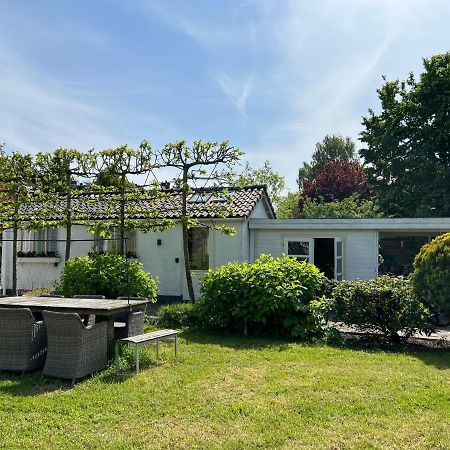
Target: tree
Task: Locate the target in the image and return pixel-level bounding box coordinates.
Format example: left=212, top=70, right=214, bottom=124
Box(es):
left=0, top=152, right=38, bottom=294
left=35, top=148, right=94, bottom=262
left=94, top=144, right=173, bottom=256
left=276, top=192, right=300, bottom=218
left=360, top=52, right=450, bottom=217
left=301, top=194, right=383, bottom=219
left=297, top=159, right=371, bottom=215
left=152, top=140, right=242, bottom=302
left=233, top=160, right=285, bottom=208
left=297, top=134, right=357, bottom=189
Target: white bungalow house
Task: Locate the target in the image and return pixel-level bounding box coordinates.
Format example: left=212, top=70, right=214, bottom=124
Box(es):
left=1, top=185, right=275, bottom=300
left=2, top=185, right=450, bottom=300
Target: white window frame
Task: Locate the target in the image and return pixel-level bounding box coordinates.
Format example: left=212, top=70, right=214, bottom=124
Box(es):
left=284, top=238, right=314, bottom=263
left=19, top=228, right=58, bottom=255
left=93, top=228, right=137, bottom=257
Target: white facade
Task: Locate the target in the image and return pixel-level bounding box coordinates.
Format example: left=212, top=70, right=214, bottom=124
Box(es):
left=249, top=218, right=450, bottom=280
left=3, top=215, right=450, bottom=298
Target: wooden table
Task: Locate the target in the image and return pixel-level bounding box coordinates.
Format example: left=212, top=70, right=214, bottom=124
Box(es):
left=0, top=296, right=148, bottom=343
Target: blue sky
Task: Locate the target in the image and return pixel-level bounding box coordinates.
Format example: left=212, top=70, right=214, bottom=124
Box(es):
left=1, top=0, right=450, bottom=190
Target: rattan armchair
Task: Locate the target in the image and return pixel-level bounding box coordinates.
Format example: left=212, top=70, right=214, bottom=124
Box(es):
left=73, top=295, right=105, bottom=326
left=114, top=297, right=147, bottom=339
left=0, top=308, right=47, bottom=373
left=42, top=310, right=108, bottom=384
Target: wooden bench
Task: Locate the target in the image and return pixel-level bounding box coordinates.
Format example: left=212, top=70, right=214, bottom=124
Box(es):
left=115, top=329, right=179, bottom=375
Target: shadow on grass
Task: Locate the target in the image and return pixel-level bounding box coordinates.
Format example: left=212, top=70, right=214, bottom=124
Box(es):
left=327, top=334, right=450, bottom=370
left=180, top=327, right=297, bottom=352
left=181, top=327, right=450, bottom=370
left=0, top=370, right=70, bottom=396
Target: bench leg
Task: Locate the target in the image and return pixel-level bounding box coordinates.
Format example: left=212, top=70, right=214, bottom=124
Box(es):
left=115, top=341, right=120, bottom=375
left=175, top=335, right=178, bottom=357
left=156, top=340, right=160, bottom=358
left=136, top=345, right=140, bottom=374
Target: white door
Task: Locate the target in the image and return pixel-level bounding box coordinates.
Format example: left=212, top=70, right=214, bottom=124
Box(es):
left=335, top=238, right=343, bottom=280
left=284, top=238, right=314, bottom=263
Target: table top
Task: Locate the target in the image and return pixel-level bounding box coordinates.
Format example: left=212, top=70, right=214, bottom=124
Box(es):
left=0, top=296, right=148, bottom=316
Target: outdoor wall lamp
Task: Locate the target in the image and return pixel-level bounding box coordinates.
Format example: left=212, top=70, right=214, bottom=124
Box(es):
left=157, top=239, right=162, bottom=246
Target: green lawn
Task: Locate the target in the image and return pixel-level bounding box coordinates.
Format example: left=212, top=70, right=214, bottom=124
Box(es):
left=0, top=330, right=449, bottom=449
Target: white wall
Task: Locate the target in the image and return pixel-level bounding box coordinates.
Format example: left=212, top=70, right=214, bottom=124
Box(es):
left=3, top=225, right=94, bottom=293
left=252, top=228, right=378, bottom=280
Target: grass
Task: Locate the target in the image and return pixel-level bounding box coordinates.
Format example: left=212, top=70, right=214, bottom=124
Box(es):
left=0, top=330, right=449, bottom=449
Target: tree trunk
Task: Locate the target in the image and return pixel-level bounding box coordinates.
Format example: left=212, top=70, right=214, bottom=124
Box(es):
left=12, top=220, right=18, bottom=296
left=182, top=168, right=195, bottom=302
left=119, top=173, right=126, bottom=256
left=64, top=171, right=72, bottom=262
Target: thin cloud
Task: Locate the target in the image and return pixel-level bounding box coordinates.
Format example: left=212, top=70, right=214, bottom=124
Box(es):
left=213, top=73, right=254, bottom=115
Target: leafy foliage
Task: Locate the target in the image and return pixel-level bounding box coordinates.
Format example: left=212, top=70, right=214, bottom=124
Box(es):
left=302, top=193, right=383, bottom=219
left=410, top=233, right=450, bottom=315
left=151, top=139, right=243, bottom=302
left=156, top=302, right=199, bottom=328
left=332, top=276, right=432, bottom=342
left=233, top=160, right=285, bottom=208
left=276, top=191, right=300, bottom=218
left=301, top=160, right=370, bottom=203
left=197, top=254, right=327, bottom=338
left=297, top=134, right=357, bottom=189
left=55, top=252, right=157, bottom=300
left=360, top=52, right=450, bottom=217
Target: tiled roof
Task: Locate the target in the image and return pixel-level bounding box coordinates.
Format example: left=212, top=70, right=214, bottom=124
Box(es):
left=21, top=185, right=275, bottom=221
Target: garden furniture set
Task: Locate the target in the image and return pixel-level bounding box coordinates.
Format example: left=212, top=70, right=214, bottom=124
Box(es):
left=0, top=295, right=150, bottom=384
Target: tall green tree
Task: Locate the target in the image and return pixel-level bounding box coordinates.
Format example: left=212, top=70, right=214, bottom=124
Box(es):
left=276, top=192, right=300, bottom=219
left=297, top=134, right=357, bottom=189
left=233, top=160, right=285, bottom=208
left=152, top=140, right=242, bottom=302
left=360, top=52, right=450, bottom=217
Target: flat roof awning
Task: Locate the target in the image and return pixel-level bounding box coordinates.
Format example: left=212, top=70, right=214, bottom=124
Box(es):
left=249, top=218, right=450, bottom=231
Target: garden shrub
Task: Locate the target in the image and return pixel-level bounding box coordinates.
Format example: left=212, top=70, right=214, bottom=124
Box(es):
left=157, top=302, right=199, bottom=328
left=197, top=254, right=327, bottom=338
left=55, top=252, right=157, bottom=301
left=332, top=276, right=432, bottom=342
left=410, top=233, right=450, bottom=315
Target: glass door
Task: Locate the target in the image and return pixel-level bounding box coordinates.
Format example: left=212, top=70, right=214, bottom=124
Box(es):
left=335, top=238, right=343, bottom=280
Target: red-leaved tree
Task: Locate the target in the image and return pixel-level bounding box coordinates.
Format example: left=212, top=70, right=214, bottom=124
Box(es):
left=297, top=159, right=371, bottom=215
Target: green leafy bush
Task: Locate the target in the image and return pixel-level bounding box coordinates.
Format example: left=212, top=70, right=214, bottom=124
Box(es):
left=333, top=276, right=432, bottom=342
left=156, top=302, right=198, bottom=328
left=410, top=233, right=450, bottom=315
left=197, top=254, right=327, bottom=338
left=55, top=252, right=157, bottom=301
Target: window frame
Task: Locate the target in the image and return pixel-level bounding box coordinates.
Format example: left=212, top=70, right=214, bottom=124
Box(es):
left=284, top=238, right=314, bottom=263
left=188, top=227, right=209, bottom=270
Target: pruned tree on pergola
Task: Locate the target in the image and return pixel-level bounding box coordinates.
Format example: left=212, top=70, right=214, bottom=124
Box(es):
left=93, top=144, right=174, bottom=256
left=0, top=151, right=40, bottom=294
left=35, top=148, right=95, bottom=262
left=148, top=140, right=243, bottom=302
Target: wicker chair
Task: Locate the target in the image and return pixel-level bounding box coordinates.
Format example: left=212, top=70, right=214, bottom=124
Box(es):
left=42, top=310, right=107, bottom=384
left=73, top=295, right=105, bottom=326
left=0, top=308, right=47, bottom=373
left=114, top=297, right=147, bottom=339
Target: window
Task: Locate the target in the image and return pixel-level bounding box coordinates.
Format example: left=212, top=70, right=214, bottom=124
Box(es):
left=93, top=228, right=137, bottom=257
left=18, top=228, right=58, bottom=256
left=188, top=193, right=211, bottom=203
left=188, top=227, right=209, bottom=270
left=285, top=239, right=313, bottom=263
